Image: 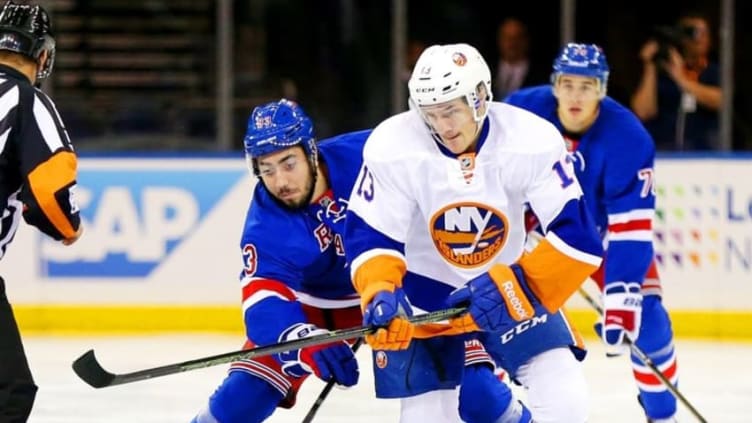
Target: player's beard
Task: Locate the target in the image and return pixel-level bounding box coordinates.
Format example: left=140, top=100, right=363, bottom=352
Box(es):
left=270, top=166, right=317, bottom=211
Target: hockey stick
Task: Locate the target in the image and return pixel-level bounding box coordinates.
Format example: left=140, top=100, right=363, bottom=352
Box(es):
left=300, top=338, right=364, bottom=423
left=72, top=306, right=466, bottom=389
left=577, top=287, right=708, bottom=423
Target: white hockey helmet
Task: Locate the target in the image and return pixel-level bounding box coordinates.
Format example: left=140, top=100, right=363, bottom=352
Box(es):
left=408, top=43, right=493, bottom=122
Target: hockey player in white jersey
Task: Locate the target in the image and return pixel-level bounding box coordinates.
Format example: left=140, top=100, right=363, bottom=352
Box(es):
left=345, top=43, right=604, bottom=422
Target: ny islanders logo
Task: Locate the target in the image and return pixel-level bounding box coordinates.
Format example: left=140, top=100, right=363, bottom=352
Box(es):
left=430, top=202, right=508, bottom=268
left=452, top=52, right=467, bottom=66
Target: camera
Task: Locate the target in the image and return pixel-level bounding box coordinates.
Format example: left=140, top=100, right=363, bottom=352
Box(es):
left=651, top=25, right=697, bottom=64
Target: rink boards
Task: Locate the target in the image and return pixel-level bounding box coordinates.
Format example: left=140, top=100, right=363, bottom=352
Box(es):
left=2, top=155, right=751, bottom=339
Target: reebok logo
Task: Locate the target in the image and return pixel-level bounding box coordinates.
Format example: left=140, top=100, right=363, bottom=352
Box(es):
left=501, top=280, right=533, bottom=321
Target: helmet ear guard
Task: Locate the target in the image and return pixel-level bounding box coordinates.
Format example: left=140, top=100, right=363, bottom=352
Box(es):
left=0, top=0, right=56, bottom=79
left=551, top=43, right=610, bottom=98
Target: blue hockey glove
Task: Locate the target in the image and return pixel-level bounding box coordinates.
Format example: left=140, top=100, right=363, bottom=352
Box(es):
left=447, top=264, right=537, bottom=333
left=361, top=282, right=414, bottom=350
left=276, top=323, right=359, bottom=386
left=594, top=282, right=642, bottom=356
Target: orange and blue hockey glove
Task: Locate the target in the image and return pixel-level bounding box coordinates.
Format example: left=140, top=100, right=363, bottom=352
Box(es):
left=447, top=264, right=538, bottom=333
left=361, top=281, right=415, bottom=350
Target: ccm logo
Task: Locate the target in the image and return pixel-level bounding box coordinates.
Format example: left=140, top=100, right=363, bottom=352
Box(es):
left=500, top=314, right=549, bottom=344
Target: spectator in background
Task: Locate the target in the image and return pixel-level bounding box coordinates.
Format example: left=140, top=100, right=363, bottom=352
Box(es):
left=631, top=11, right=722, bottom=151
left=402, top=39, right=427, bottom=83
left=493, top=17, right=547, bottom=100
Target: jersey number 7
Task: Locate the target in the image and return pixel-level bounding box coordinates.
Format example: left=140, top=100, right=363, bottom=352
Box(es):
left=638, top=168, right=656, bottom=198
left=553, top=157, right=576, bottom=188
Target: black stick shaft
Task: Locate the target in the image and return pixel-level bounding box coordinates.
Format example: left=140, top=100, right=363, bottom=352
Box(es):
left=578, top=288, right=707, bottom=423
left=73, top=307, right=465, bottom=388
left=301, top=338, right=364, bottom=423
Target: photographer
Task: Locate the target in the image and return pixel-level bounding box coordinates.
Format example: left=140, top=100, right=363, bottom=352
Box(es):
left=631, top=11, right=721, bottom=151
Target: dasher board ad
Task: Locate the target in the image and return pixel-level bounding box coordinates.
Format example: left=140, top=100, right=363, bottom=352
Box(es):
left=1, top=156, right=751, bottom=312
left=1, top=157, right=251, bottom=305
left=651, top=158, right=752, bottom=310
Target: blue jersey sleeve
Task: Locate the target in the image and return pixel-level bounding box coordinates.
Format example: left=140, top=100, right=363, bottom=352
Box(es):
left=239, top=190, right=308, bottom=347
left=598, top=106, right=657, bottom=286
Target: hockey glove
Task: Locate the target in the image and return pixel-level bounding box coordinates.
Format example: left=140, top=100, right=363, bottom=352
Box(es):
left=594, top=282, right=642, bottom=356
left=276, top=323, right=359, bottom=386
left=447, top=264, right=537, bottom=333
left=361, top=281, right=414, bottom=350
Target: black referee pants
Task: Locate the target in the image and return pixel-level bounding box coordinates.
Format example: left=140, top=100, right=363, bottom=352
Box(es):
left=0, top=276, right=37, bottom=422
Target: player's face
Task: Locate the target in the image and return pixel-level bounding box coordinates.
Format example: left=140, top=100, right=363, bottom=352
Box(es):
left=419, top=97, right=479, bottom=154
left=257, top=146, right=315, bottom=209
left=553, top=75, right=601, bottom=133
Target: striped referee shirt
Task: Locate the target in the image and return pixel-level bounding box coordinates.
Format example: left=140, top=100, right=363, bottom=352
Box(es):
left=0, top=63, right=80, bottom=260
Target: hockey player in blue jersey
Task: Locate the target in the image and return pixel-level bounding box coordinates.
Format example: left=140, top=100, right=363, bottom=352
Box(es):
left=345, top=43, right=604, bottom=423
left=192, top=99, right=531, bottom=423
left=191, top=100, right=364, bottom=423
left=505, top=43, right=680, bottom=423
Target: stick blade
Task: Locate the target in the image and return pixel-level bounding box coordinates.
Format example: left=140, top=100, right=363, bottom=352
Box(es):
left=72, top=349, right=116, bottom=388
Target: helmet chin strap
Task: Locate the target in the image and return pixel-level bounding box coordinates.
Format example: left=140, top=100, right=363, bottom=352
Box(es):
left=470, top=95, right=488, bottom=139
left=303, top=155, right=320, bottom=206
left=472, top=121, right=482, bottom=138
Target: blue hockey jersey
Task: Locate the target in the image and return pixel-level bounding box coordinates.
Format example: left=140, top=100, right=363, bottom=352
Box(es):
left=505, top=86, right=656, bottom=288
left=239, top=129, right=371, bottom=346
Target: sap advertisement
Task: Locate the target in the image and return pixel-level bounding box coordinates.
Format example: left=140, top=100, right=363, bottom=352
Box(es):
left=1, top=156, right=751, bottom=311
left=1, top=157, right=252, bottom=305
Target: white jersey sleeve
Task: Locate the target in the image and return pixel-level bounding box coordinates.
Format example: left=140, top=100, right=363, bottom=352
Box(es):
left=345, top=112, right=418, bottom=295
left=349, top=143, right=416, bottom=244
left=505, top=108, right=602, bottom=312
left=525, top=129, right=583, bottom=231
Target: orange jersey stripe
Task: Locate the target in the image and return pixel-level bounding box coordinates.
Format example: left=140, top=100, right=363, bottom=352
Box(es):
left=518, top=238, right=599, bottom=313
left=413, top=322, right=467, bottom=338
left=352, top=254, right=406, bottom=295
left=560, top=307, right=585, bottom=350
left=27, top=151, right=78, bottom=238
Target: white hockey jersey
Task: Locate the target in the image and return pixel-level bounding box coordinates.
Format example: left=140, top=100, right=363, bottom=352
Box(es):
left=344, top=102, right=603, bottom=337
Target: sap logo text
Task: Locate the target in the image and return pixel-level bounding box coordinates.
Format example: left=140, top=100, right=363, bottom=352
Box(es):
left=500, top=314, right=548, bottom=344
left=43, top=187, right=197, bottom=268
left=40, top=168, right=243, bottom=278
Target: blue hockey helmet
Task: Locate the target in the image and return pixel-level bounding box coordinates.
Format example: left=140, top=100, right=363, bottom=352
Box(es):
left=0, top=0, right=56, bottom=80
left=243, top=99, right=317, bottom=177
left=551, top=43, right=609, bottom=95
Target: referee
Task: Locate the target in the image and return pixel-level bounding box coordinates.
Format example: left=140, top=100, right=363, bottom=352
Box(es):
left=0, top=1, right=83, bottom=421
